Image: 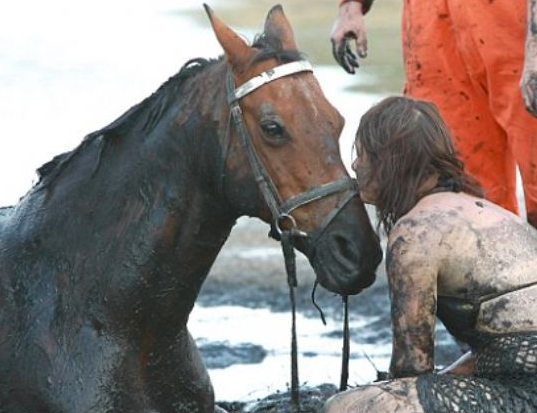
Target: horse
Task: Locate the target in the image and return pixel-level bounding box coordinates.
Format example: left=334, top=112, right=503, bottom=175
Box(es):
left=0, top=5, right=382, bottom=412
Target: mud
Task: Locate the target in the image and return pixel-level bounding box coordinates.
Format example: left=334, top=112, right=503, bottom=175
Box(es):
left=217, top=384, right=338, bottom=413
left=199, top=341, right=268, bottom=369
left=197, top=218, right=463, bottom=411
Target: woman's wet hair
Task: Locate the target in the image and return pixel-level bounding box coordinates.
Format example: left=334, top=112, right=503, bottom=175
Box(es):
left=355, top=96, right=482, bottom=234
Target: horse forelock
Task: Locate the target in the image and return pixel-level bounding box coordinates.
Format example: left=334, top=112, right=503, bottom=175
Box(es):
left=251, top=32, right=304, bottom=64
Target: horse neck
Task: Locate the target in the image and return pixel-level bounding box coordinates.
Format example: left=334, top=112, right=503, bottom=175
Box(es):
left=18, top=60, right=237, bottom=330
left=102, top=60, right=238, bottom=325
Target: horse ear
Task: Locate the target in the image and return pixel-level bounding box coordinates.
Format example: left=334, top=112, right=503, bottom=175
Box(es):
left=264, top=5, right=298, bottom=51
left=204, top=4, right=252, bottom=71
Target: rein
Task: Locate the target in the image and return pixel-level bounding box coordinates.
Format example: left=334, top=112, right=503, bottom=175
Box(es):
left=224, top=60, right=354, bottom=408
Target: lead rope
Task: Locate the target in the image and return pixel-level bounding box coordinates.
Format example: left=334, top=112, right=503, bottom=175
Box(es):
left=225, top=63, right=358, bottom=407
left=284, top=233, right=351, bottom=410
left=340, top=296, right=350, bottom=391
left=311, top=281, right=327, bottom=326
left=312, top=282, right=350, bottom=392
left=281, top=230, right=300, bottom=411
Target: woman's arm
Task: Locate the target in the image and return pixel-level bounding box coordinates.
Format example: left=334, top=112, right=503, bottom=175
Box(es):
left=387, top=218, right=440, bottom=379
left=522, top=0, right=537, bottom=117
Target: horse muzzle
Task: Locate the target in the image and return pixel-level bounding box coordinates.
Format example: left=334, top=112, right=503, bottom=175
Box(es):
left=308, top=230, right=382, bottom=296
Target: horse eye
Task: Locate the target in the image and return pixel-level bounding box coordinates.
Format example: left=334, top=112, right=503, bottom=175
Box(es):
left=260, top=120, right=285, bottom=139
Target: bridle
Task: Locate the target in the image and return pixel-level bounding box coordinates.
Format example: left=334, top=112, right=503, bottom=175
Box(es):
left=223, top=60, right=356, bottom=407
left=224, top=60, right=358, bottom=245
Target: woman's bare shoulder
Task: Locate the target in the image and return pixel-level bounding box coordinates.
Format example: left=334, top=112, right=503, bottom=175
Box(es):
left=412, top=191, right=526, bottom=226
left=388, top=194, right=462, bottom=247
left=389, top=191, right=537, bottom=269
left=387, top=192, right=485, bottom=267
left=387, top=209, right=446, bottom=266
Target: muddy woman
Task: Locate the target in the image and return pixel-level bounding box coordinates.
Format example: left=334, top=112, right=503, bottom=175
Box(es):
left=324, top=96, right=537, bottom=412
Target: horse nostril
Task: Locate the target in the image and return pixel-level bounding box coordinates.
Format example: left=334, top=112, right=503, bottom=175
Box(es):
left=332, top=234, right=358, bottom=263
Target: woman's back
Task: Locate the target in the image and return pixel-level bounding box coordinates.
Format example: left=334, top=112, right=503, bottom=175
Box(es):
left=404, top=191, right=537, bottom=338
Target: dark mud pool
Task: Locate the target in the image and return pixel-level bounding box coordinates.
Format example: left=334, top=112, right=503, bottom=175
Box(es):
left=217, top=384, right=338, bottom=413
left=191, top=218, right=463, bottom=412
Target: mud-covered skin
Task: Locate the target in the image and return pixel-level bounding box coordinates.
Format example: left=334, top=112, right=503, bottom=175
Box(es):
left=522, top=0, right=537, bottom=117
left=0, top=7, right=383, bottom=413
left=323, top=378, right=425, bottom=413
left=324, top=191, right=537, bottom=412
left=386, top=224, right=438, bottom=379
left=388, top=192, right=537, bottom=377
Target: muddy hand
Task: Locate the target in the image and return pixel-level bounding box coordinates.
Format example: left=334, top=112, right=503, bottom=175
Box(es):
left=330, top=1, right=368, bottom=74
left=521, top=70, right=537, bottom=117
left=332, top=38, right=360, bottom=74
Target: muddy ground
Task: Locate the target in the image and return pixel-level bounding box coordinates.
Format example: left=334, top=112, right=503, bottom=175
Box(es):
left=217, top=385, right=339, bottom=413
left=196, top=217, right=462, bottom=412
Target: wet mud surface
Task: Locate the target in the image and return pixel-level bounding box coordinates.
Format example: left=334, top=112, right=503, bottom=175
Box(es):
left=196, top=218, right=463, bottom=411
left=199, top=341, right=268, bottom=369
left=217, top=384, right=338, bottom=413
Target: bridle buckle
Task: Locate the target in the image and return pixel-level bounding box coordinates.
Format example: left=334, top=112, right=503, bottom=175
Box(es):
left=275, top=213, right=308, bottom=238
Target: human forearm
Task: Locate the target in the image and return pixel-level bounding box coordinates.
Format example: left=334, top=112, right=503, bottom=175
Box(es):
left=527, top=0, right=537, bottom=51
left=522, top=0, right=537, bottom=116
left=385, top=221, right=442, bottom=379
left=389, top=327, right=435, bottom=379
left=529, top=0, right=537, bottom=38
left=338, top=0, right=375, bottom=15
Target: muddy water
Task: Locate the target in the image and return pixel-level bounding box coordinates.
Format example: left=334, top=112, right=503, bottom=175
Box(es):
left=190, top=304, right=390, bottom=402
left=196, top=218, right=463, bottom=407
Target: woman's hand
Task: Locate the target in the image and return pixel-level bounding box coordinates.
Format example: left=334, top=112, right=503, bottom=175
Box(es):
left=330, top=2, right=367, bottom=74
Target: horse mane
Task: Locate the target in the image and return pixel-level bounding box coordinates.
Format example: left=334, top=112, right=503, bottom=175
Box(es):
left=35, top=57, right=218, bottom=189
left=35, top=31, right=304, bottom=190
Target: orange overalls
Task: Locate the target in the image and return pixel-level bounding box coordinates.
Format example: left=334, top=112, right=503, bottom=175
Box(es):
left=402, top=0, right=537, bottom=227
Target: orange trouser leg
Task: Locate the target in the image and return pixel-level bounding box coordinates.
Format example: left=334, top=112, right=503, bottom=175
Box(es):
left=449, top=0, right=537, bottom=228
left=402, top=0, right=518, bottom=214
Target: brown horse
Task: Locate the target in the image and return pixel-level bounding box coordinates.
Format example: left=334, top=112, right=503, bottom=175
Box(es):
left=0, top=5, right=382, bottom=412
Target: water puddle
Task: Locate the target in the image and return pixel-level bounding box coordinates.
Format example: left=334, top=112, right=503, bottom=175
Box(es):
left=189, top=305, right=391, bottom=402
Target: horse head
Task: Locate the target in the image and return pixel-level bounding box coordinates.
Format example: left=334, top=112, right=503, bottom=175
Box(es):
left=206, top=5, right=382, bottom=295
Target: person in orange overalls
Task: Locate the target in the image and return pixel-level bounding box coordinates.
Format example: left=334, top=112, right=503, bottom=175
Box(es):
left=331, top=0, right=537, bottom=228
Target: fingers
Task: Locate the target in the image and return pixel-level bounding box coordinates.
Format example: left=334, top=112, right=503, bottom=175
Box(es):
left=330, top=3, right=368, bottom=73
left=331, top=39, right=345, bottom=72
left=356, top=29, right=368, bottom=58
left=526, top=84, right=537, bottom=117
left=522, top=76, right=537, bottom=118
left=342, top=41, right=359, bottom=74
left=528, top=86, right=537, bottom=118
left=332, top=38, right=360, bottom=74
